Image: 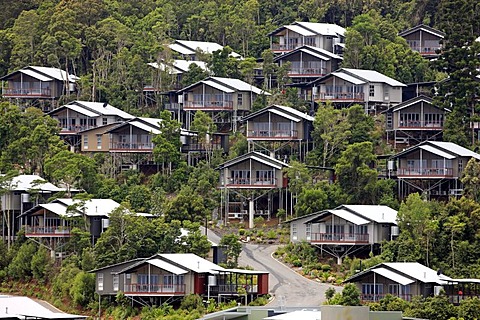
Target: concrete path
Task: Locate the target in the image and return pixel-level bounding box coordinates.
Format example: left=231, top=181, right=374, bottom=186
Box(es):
left=238, top=243, right=341, bottom=307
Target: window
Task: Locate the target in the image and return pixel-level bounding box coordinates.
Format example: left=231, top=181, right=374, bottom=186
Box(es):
left=102, top=118, right=107, bottom=125
left=96, top=134, right=102, bottom=149
left=369, top=85, right=375, bottom=97
left=231, top=170, right=250, bottom=184
left=362, top=283, right=383, bottom=299
left=237, top=94, right=243, bottom=106
left=306, top=223, right=311, bottom=241
left=256, top=170, right=273, bottom=184
left=459, top=159, right=464, bottom=173
left=83, top=135, right=88, bottom=149
left=113, top=274, right=119, bottom=291
left=292, top=223, right=297, bottom=240
left=98, top=273, right=104, bottom=291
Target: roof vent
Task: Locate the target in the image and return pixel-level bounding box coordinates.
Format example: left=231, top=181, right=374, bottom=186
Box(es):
left=103, top=102, right=108, bottom=108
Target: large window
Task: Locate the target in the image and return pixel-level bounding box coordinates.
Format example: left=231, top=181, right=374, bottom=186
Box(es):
left=231, top=170, right=250, bottom=184
left=362, top=283, right=383, bottom=297
left=113, top=274, right=119, bottom=291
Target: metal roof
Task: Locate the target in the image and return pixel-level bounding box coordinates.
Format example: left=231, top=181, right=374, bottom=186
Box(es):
left=419, top=145, right=455, bottom=159
left=331, top=72, right=366, bottom=85
left=36, top=203, right=79, bottom=217
left=295, top=22, right=345, bottom=36
left=210, top=77, right=270, bottom=95
left=341, top=68, right=406, bottom=87
left=0, top=295, right=86, bottom=319
left=63, top=104, right=99, bottom=117
left=159, top=253, right=226, bottom=273
left=398, top=24, right=445, bottom=38
left=428, top=142, right=480, bottom=160
left=341, top=205, right=398, bottom=224
left=202, top=80, right=235, bottom=93
left=373, top=267, right=414, bottom=286
left=169, top=43, right=196, bottom=55
left=148, top=60, right=207, bottom=74
left=19, top=69, right=53, bottom=82
left=68, top=101, right=134, bottom=119
left=274, top=105, right=314, bottom=121
left=2, top=175, right=63, bottom=192
left=127, top=120, right=161, bottom=134
left=392, top=95, right=436, bottom=112
left=29, top=66, right=79, bottom=82
left=170, top=40, right=241, bottom=58
left=383, top=262, right=452, bottom=284
left=328, top=209, right=370, bottom=225
left=268, top=108, right=303, bottom=122
left=22, top=199, right=123, bottom=218
left=217, top=151, right=290, bottom=170
left=284, top=24, right=316, bottom=36
left=147, top=259, right=189, bottom=275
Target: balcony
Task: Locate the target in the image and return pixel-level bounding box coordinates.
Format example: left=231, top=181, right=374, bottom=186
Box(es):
left=225, top=177, right=277, bottom=188
left=2, top=87, right=52, bottom=98
left=309, top=232, right=369, bottom=244
left=271, top=41, right=315, bottom=52
left=409, top=46, right=441, bottom=55
left=288, top=67, right=326, bottom=77
left=247, top=130, right=298, bottom=140
left=211, top=284, right=258, bottom=294
left=314, top=92, right=365, bottom=102
left=398, top=121, right=443, bottom=129
left=181, top=142, right=224, bottom=152
left=25, top=226, right=72, bottom=237
left=110, top=142, right=154, bottom=152
left=60, top=125, right=98, bottom=133
left=124, top=284, right=186, bottom=296
left=164, top=103, right=182, bottom=111
left=184, top=101, right=233, bottom=111
left=397, top=167, right=454, bottom=178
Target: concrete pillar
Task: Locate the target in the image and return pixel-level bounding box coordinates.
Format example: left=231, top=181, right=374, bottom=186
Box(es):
left=249, top=199, right=254, bottom=229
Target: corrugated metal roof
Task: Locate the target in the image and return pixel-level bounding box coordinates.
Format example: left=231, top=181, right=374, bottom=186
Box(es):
left=211, top=77, right=270, bottom=95
left=159, top=253, right=225, bottom=273
left=64, top=104, right=99, bottom=117
left=137, top=117, right=162, bottom=128
left=217, top=151, right=289, bottom=170
left=148, top=60, right=207, bottom=74
left=331, top=72, right=366, bottom=85
left=147, top=259, right=189, bottom=275
left=19, top=69, right=53, bottom=82
left=295, top=22, right=345, bottom=36
left=341, top=69, right=406, bottom=87
left=0, top=295, right=86, bottom=319
left=275, top=105, right=314, bottom=121
left=284, top=24, right=316, bottom=36
left=55, top=198, right=122, bottom=217
left=303, top=46, right=343, bottom=60
left=128, top=120, right=160, bottom=134
left=268, top=108, right=302, bottom=122
left=169, top=43, right=196, bottom=55
left=37, top=203, right=79, bottom=217
left=341, top=205, right=398, bottom=224
left=329, top=209, right=370, bottom=225
left=429, top=142, right=480, bottom=160
left=373, top=267, right=414, bottom=286
left=3, top=175, right=63, bottom=192
left=383, top=262, right=452, bottom=284
left=419, top=145, right=456, bottom=159
left=202, top=80, right=235, bottom=93
left=29, top=66, right=78, bottom=82
left=68, top=101, right=134, bottom=119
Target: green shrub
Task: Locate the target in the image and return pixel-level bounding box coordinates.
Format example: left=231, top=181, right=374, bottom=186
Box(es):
left=238, top=229, right=246, bottom=236
left=267, top=230, right=277, bottom=239
left=321, top=264, right=332, bottom=272
left=70, top=271, right=95, bottom=307
left=180, top=294, right=205, bottom=312
left=292, top=259, right=302, bottom=267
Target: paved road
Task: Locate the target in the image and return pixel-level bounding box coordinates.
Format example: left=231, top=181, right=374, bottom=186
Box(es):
left=238, top=243, right=341, bottom=307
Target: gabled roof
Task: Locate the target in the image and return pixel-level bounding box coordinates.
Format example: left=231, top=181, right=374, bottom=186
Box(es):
left=267, top=22, right=345, bottom=37
left=169, top=40, right=241, bottom=58
left=392, top=95, right=448, bottom=112
left=148, top=60, right=208, bottom=75
left=159, top=253, right=225, bottom=273
left=390, top=141, right=480, bottom=160
left=105, top=117, right=192, bottom=137
left=217, top=151, right=290, bottom=170
left=20, top=198, right=123, bottom=218
left=178, top=77, right=270, bottom=95
left=48, top=101, right=134, bottom=119
left=398, top=24, right=445, bottom=38
left=0, top=174, right=63, bottom=192
left=305, top=205, right=398, bottom=225
left=308, top=68, right=406, bottom=87
left=273, top=45, right=343, bottom=62
left=344, top=262, right=452, bottom=285
left=0, top=66, right=79, bottom=82
left=242, top=105, right=314, bottom=122
left=0, top=295, right=86, bottom=319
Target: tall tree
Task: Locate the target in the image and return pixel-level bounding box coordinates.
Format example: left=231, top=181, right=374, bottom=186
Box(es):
left=152, top=110, right=183, bottom=175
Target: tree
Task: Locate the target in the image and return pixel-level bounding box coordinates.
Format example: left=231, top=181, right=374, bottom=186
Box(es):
left=152, top=110, right=183, bottom=175
left=190, top=111, right=217, bottom=164
left=460, top=158, right=480, bottom=202
left=220, top=234, right=242, bottom=268
left=181, top=64, right=210, bottom=87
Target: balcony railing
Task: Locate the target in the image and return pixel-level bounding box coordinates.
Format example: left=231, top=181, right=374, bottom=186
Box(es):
left=247, top=130, right=298, bottom=139
left=271, top=42, right=315, bottom=51
left=182, top=143, right=224, bottom=152
left=314, top=92, right=365, bottom=101
left=184, top=101, right=233, bottom=110
left=124, top=284, right=186, bottom=295
left=288, top=68, right=326, bottom=76
left=310, top=233, right=369, bottom=243
left=397, top=167, right=453, bottom=177
left=226, top=177, right=277, bottom=187
left=110, top=142, right=154, bottom=150
left=164, top=103, right=182, bottom=111
left=211, top=284, right=258, bottom=294
left=409, top=46, right=441, bottom=55
left=2, top=88, right=52, bottom=97
left=398, top=121, right=443, bottom=129
left=361, top=294, right=413, bottom=302
left=60, top=125, right=98, bottom=132
left=25, top=226, right=72, bottom=237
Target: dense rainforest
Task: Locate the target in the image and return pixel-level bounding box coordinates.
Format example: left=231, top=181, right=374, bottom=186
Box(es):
left=0, top=0, right=480, bottom=319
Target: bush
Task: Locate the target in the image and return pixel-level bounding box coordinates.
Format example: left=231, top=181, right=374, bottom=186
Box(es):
left=70, top=271, right=95, bottom=307
left=8, top=242, right=37, bottom=280
left=180, top=294, right=205, bottom=312
left=238, top=229, right=246, bottom=236
left=321, top=264, right=332, bottom=272
left=292, top=259, right=302, bottom=267
left=266, top=230, right=277, bottom=239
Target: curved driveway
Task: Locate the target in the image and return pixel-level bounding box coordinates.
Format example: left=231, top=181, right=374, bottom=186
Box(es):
left=239, top=243, right=341, bottom=307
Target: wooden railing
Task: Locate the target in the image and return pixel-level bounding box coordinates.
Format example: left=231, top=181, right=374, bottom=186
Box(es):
left=288, top=68, right=326, bottom=76
left=247, top=130, right=298, bottom=139
left=3, top=88, right=52, bottom=97
left=398, top=121, right=443, bottom=128
left=25, top=226, right=72, bottom=236
left=271, top=42, right=315, bottom=51
left=211, top=284, right=258, bottom=294
left=310, top=233, right=369, bottom=243
left=397, top=167, right=453, bottom=177
left=184, top=101, right=233, bottom=110
left=124, top=284, right=186, bottom=294
left=60, top=125, right=98, bottom=132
